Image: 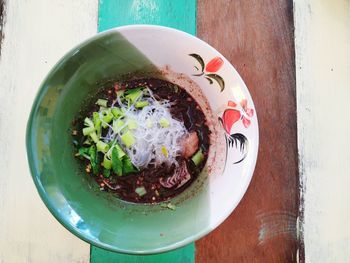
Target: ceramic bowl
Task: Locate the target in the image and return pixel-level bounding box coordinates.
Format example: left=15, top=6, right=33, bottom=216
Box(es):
left=26, top=25, right=258, bottom=254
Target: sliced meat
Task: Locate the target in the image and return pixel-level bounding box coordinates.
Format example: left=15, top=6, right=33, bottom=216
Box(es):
left=180, top=131, right=199, bottom=158
left=159, top=161, right=191, bottom=189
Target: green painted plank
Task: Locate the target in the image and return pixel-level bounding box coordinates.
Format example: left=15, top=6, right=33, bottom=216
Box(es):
left=91, top=0, right=197, bottom=262
left=91, top=244, right=195, bottom=263
left=98, top=0, right=196, bottom=35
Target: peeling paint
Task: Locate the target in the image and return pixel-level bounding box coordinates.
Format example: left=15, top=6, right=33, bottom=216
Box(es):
left=295, top=0, right=350, bottom=262
left=0, top=0, right=5, bottom=57
left=0, top=0, right=97, bottom=261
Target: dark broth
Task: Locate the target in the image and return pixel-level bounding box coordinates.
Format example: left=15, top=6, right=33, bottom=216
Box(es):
left=73, top=78, right=210, bottom=203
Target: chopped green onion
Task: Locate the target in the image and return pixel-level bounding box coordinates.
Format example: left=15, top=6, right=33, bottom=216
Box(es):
left=135, top=186, right=147, bottom=197
left=96, top=99, right=108, bottom=107
left=88, top=145, right=100, bottom=175
left=101, top=109, right=113, bottom=127
left=122, top=156, right=137, bottom=174
left=116, top=90, right=124, bottom=97
left=81, top=154, right=90, bottom=160
left=89, top=132, right=99, bottom=143
left=84, top=117, right=94, bottom=127
left=92, top=112, right=99, bottom=122
left=191, top=148, right=204, bottom=166
left=121, top=131, right=136, bottom=148
left=114, top=143, right=126, bottom=158
left=124, top=87, right=142, bottom=95
left=95, top=123, right=102, bottom=137
left=135, top=101, right=149, bottom=108
left=111, top=107, right=123, bottom=118
left=92, top=112, right=102, bottom=136
left=127, top=119, right=138, bottom=130
left=93, top=113, right=101, bottom=125
left=82, top=126, right=95, bottom=136
left=103, top=169, right=111, bottom=178
left=103, top=155, right=112, bottom=170
left=125, top=88, right=142, bottom=103
left=102, top=109, right=113, bottom=119
left=161, top=202, right=176, bottom=210
left=77, top=147, right=89, bottom=156
left=111, top=148, right=123, bottom=176
left=99, top=106, right=107, bottom=112
left=167, top=203, right=176, bottom=210
left=83, top=138, right=92, bottom=145
left=112, top=119, right=125, bottom=133
left=159, top=117, right=170, bottom=128
left=97, top=141, right=110, bottom=153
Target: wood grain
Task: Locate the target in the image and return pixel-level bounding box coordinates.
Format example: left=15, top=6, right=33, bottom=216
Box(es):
left=196, top=1, right=299, bottom=262
left=0, top=1, right=97, bottom=262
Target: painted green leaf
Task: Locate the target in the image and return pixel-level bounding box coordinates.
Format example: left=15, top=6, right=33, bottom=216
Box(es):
left=205, top=77, right=213, bottom=84
left=189, top=53, right=205, bottom=73
left=206, top=73, right=225, bottom=92
left=192, top=72, right=204, bottom=77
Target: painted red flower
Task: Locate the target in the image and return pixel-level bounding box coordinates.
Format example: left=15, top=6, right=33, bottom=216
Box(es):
left=240, top=99, right=254, bottom=128
left=222, top=109, right=241, bottom=134
left=205, top=57, right=224, bottom=73
left=220, top=99, right=252, bottom=164
left=242, top=117, right=251, bottom=128
left=227, top=100, right=237, bottom=108
left=189, top=54, right=225, bottom=91
left=221, top=99, right=254, bottom=132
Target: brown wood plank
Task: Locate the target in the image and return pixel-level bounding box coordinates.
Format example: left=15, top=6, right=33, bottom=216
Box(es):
left=196, top=0, right=300, bottom=262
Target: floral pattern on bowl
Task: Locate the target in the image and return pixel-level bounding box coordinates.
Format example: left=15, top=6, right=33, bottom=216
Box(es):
left=189, top=52, right=255, bottom=165
left=189, top=54, right=225, bottom=92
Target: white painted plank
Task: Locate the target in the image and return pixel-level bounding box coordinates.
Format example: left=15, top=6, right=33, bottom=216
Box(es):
left=294, top=0, right=350, bottom=262
left=0, top=1, right=98, bottom=262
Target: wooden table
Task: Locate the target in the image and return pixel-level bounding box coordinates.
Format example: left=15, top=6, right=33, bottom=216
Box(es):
left=0, top=0, right=349, bottom=262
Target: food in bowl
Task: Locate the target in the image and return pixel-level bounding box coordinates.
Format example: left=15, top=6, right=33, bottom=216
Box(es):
left=72, top=78, right=210, bottom=203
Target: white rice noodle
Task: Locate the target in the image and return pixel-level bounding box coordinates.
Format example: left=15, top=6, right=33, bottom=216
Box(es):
left=103, top=90, right=188, bottom=169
